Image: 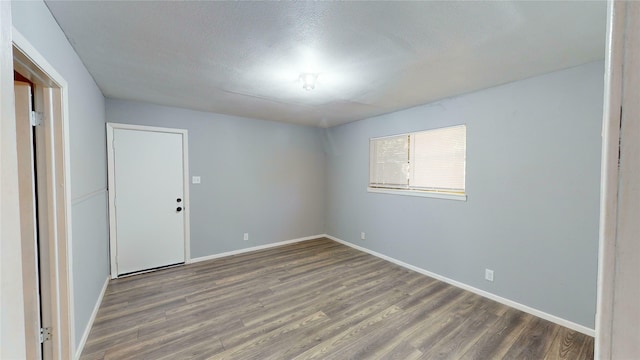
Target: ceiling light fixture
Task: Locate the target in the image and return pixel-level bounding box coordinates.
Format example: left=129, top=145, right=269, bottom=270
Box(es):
left=300, top=73, right=319, bottom=91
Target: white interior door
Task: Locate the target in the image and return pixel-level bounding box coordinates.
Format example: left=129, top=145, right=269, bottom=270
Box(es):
left=110, top=127, right=187, bottom=276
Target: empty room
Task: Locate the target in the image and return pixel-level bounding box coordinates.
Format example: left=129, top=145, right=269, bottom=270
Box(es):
left=2, top=1, right=640, bottom=359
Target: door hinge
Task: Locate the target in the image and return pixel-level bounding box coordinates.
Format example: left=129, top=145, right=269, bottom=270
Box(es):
left=39, top=327, right=52, bottom=343
left=30, top=111, right=43, bottom=127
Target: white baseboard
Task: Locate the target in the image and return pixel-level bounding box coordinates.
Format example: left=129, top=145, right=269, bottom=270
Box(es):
left=74, top=276, right=109, bottom=360
left=190, top=234, right=325, bottom=263
left=324, top=234, right=595, bottom=337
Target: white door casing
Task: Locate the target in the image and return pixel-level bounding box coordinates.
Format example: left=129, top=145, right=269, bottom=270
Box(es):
left=107, top=123, right=190, bottom=278
left=11, top=28, right=75, bottom=360
left=596, top=1, right=640, bottom=359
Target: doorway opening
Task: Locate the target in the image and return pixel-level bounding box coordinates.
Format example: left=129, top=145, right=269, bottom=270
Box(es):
left=13, top=29, right=74, bottom=359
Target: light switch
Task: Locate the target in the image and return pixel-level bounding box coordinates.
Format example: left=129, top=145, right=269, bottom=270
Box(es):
left=192, top=176, right=201, bottom=184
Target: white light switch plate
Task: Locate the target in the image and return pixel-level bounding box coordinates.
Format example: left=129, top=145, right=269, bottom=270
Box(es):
left=192, top=176, right=201, bottom=184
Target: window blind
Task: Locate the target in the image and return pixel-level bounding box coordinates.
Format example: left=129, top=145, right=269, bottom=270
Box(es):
left=369, top=125, right=466, bottom=194
left=369, top=134, right=409, bottom=188
left=410, top=125, right=466, bottom=192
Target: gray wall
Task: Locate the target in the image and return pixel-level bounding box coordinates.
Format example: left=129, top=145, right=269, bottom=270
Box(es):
left=11, top=0, right=109, bottom=348
left=325, top=61, right=603, bottom=329
left=106, top=99, right=326, bottom=258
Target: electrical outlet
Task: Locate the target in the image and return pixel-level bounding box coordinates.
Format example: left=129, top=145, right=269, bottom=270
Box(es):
left=192, top=176, right=201, bottom=184
left=243, top=233, right=249, bottom=241
left=360, top=232, right=366, bottom=240
left=485, top=269, right=494, bottom=282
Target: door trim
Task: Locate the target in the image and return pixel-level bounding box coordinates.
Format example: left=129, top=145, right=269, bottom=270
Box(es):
left=596, top=1, right=640, bottom=358
left=106, top=122, right=191, bottom=279
left=12, top=28, right=74, bottom=359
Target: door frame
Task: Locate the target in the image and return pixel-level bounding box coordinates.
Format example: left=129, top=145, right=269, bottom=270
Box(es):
left=106, top=122, right=191, bottom=279
left=12, top=28, right=74, bottom=360
left=595, top=1, right=640, bottom=358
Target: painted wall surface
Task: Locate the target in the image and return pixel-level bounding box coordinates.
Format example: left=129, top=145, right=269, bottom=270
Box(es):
left=325, top=61, right=604, bottom=328
left=11, top=0, right=109, bottom=349
left=106, top=99, right=326, bottom=258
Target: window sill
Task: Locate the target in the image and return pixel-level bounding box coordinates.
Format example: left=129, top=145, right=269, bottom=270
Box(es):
left=367, top=187, right=467, bottom=201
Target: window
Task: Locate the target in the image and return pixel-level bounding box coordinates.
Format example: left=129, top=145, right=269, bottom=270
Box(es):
left=369, top=125, right=466, bottom=200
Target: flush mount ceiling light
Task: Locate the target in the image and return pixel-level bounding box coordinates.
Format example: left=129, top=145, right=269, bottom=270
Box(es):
left=300, top=73, right=319, bottom=91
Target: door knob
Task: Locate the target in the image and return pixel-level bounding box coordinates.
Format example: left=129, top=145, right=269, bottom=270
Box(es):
left=176, top=207, right=183, bottom=212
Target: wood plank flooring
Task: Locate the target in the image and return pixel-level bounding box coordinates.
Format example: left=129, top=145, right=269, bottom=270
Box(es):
left=80, top=238, right=594, bottom=359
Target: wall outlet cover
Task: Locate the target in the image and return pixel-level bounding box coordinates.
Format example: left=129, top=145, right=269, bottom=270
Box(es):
left=485, top=269, right=494, bottom=282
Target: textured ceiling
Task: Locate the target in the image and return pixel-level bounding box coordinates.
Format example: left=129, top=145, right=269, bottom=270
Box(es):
left=45, top=1, right=606, bottom=127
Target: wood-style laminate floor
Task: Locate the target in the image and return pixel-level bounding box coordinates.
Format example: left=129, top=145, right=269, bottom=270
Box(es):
left=80, top=238, right=594, bottom=360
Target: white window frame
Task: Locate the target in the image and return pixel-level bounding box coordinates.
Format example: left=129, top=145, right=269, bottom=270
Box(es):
left=368, top=125, right=467, bottom=201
